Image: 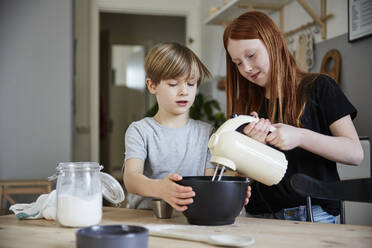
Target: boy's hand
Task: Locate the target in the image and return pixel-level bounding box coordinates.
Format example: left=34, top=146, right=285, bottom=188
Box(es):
left=235, top=172, right=251, bottom=206
left=244, top=185, right=251, bottom=205
left=159, top=173, right=195, bottom=212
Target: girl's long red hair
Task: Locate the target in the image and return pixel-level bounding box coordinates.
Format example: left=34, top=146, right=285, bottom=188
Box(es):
left=223, top=11, right=316, bottom=127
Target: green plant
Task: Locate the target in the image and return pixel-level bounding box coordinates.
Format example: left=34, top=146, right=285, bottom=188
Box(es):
left=189, top=93, right=226, bottom=129
left=145, top=93, right=226, bottom=129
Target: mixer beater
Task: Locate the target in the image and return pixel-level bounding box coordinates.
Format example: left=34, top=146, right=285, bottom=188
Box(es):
left=211, top=164, right=226, bottom=181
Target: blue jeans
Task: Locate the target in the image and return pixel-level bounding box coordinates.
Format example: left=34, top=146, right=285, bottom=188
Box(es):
left=247, top=205, right=338, bottom=224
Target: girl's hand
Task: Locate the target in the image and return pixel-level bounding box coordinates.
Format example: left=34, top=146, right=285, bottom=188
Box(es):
left=266, top=123, right=303, bottom=150
left=243, top=111, right=271, bottom=144
left=158, top=173, right=195, bottom=212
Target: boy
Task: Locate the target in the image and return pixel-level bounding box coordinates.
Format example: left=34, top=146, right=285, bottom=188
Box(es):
left=123, top=42, right=250, bottom=211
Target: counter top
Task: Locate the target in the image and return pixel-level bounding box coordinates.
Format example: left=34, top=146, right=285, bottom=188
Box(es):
left=1, top=207, right=372, bottom=247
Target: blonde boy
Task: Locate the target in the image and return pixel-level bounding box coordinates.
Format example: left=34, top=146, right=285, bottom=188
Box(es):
left=123, top=43, right=216, bottom=211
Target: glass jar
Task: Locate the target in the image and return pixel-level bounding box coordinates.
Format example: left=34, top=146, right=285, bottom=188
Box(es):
left=56, top=162, right=103, bottom=227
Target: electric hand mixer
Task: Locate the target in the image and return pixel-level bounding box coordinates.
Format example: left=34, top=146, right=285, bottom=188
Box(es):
left=208, top=115, right=288, bottom=186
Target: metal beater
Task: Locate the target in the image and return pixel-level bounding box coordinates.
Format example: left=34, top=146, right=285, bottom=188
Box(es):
left=211, top=164, right=226, bottom=181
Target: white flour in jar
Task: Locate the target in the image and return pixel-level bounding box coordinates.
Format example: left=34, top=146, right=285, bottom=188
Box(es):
left=57, top=194, right=102, bottom=227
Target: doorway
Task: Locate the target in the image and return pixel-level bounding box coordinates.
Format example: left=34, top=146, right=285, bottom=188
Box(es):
left=99, top=13, right=186, bottom=180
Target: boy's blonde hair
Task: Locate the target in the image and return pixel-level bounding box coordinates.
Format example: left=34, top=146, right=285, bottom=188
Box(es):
left=145, top=42, right=211, bottom=86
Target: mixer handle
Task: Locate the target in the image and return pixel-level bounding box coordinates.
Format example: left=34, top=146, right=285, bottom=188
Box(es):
left=218, top=115, right=276, bottom=134
left=209, top=115, right=276, bottom=150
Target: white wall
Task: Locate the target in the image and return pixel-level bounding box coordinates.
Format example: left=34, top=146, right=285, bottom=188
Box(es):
left=0, top=0, right=73, bottom=180
left=271, top=0, right=348, bottom=53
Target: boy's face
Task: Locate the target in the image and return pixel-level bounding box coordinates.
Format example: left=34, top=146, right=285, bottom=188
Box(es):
left=147, top=75, right=198, bottom=116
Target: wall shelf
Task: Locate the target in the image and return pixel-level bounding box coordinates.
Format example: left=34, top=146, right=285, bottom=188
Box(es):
left=204, top=0, right=332, bottom=39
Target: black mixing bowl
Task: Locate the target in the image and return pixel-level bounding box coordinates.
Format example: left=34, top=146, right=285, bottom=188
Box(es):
left=177, top=176, right=249, bottom=226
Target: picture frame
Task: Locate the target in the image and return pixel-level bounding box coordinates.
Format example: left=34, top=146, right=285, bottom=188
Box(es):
left=348, top=0, right=372, bottom=42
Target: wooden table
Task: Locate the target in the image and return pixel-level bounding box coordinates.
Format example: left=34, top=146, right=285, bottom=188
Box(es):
left=0, top=207, right=371, bottom=247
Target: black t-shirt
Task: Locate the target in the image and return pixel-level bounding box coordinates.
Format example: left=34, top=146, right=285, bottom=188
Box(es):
left=245, top=75, right=357, bottom=216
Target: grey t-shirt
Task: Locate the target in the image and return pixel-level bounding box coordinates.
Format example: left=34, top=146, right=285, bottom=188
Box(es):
left=123, top=117, right=215, bottom=209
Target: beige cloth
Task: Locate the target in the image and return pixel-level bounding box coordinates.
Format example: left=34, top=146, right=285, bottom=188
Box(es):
left=9, top=190, right=56, bottom=220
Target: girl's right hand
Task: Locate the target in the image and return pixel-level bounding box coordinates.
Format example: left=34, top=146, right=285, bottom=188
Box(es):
left=158, top=173, right=195, bottom=212
left=242, top=111, right=271, bottom=144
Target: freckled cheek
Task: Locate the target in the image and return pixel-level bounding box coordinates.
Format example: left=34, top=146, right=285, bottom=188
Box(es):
left=262, top=57, right=270, bottom=74
left=191, top=87, right=198, bottom=95
left=191, top=92, right=198, bottom=104
left=187, top=87, right=197, bottom=97
left=158, top=93, right=175, bottom=105
left=238, top=68, right=247, bottom=78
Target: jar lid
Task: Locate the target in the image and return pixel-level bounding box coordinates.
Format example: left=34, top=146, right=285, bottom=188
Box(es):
left=57, top=162, right=102, bottom=171
left=49, top=162, right=103, bottom=181
left=100, top=172, right=125, bottom=205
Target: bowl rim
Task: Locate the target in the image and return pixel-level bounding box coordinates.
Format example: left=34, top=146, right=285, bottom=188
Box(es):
left=179, top=176, right=250, bottom=184
left=76, top=225, right=148, bottom=239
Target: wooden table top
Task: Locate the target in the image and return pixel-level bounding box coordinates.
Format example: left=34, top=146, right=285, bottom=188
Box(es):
left=0, top=207, right=371, bottom=248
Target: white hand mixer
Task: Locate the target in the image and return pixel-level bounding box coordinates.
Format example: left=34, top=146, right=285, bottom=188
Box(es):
left=208, top=115, right=288, bottom=186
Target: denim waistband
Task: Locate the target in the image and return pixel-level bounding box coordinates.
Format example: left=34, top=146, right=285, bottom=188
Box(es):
left=248, top=205, right=337, bottom=223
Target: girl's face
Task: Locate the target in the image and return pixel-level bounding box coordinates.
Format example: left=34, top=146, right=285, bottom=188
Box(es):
left=227, top=38, right=271, bottom=89
left=147, top=75, right=198, bottom=116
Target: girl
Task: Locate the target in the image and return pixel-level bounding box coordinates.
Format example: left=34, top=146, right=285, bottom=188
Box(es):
left=223, top=11, right=363, bottom=223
